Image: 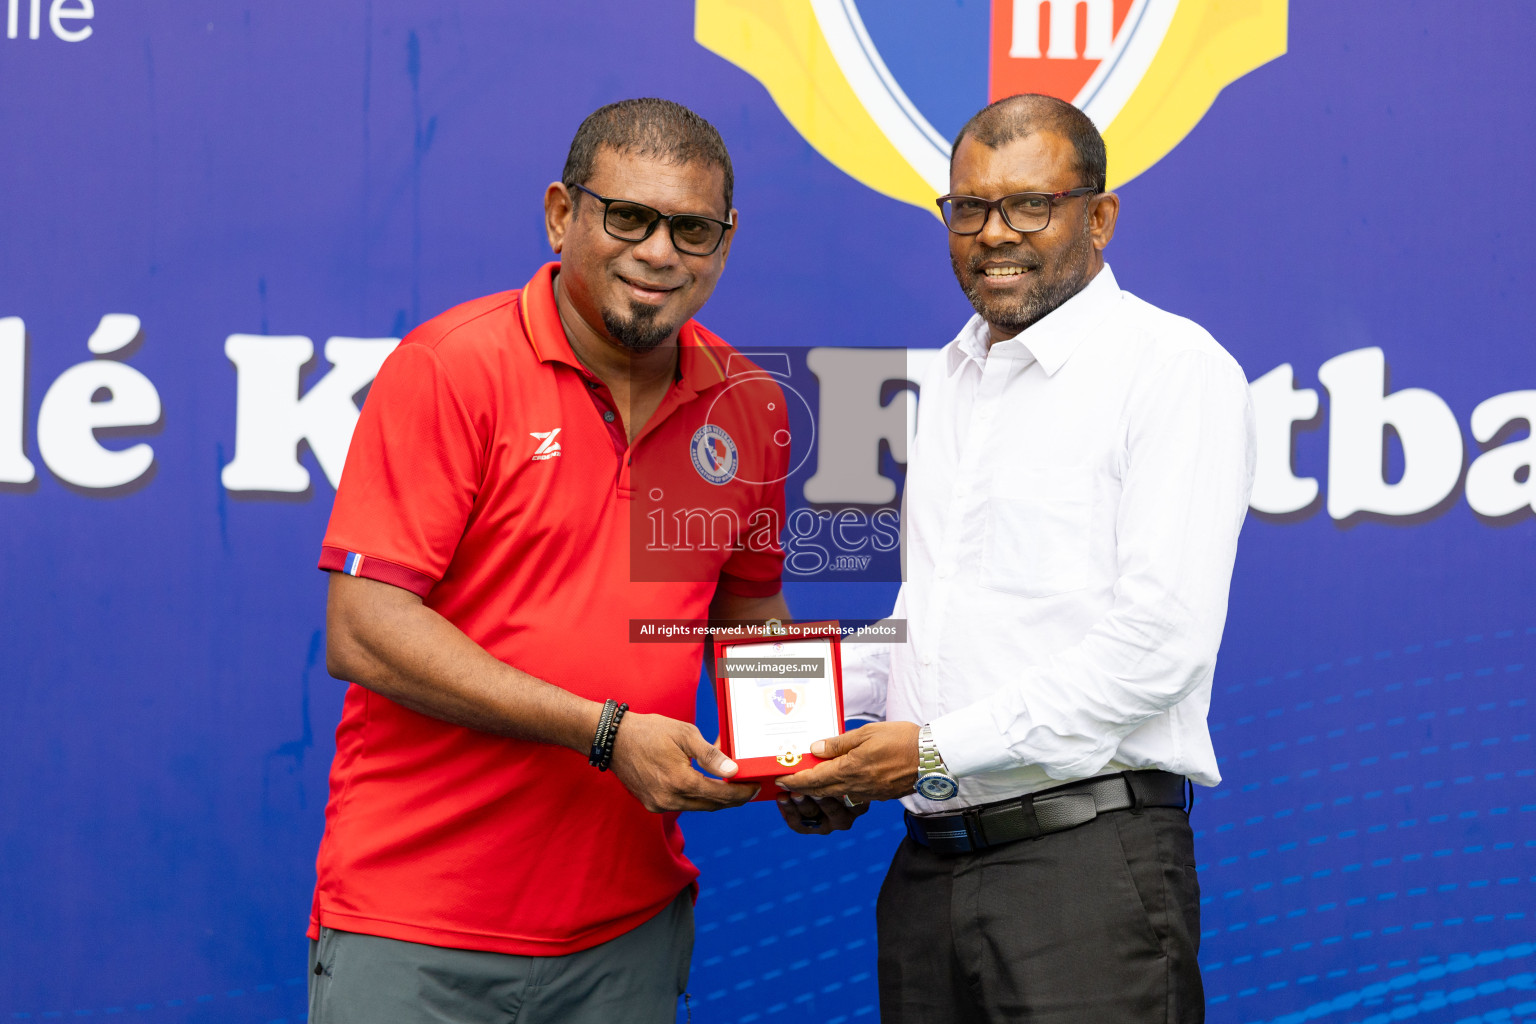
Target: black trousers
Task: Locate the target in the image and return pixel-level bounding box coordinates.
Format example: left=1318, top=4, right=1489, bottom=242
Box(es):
left=876, top=806, right=1203, bottom=1024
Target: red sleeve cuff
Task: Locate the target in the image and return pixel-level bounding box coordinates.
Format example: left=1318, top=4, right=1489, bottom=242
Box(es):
left=717, top=571, right=782, bottom=599
left=319, top=545, right=437, bottom=598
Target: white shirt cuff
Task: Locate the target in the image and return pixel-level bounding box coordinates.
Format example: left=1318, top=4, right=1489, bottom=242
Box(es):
left=927, top=699, right=1015, bottom=778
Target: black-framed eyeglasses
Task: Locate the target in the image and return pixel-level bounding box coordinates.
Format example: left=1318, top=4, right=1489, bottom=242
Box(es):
left=935, top=187, right=1098, bottom=236
left=568, top=183, right=734, bottom=257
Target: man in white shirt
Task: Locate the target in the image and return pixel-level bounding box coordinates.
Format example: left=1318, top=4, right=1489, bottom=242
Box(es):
left=776, top=94, right=1256, bottom=1022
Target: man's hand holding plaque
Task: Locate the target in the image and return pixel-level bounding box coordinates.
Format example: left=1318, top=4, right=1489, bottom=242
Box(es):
left=712, top=621, right=846, bottom=801
left=772, top=721, right=921, bottom=832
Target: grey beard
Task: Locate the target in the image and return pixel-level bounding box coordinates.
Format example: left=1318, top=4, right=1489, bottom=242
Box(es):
left=602, top=302, right=677, bottom=353
left=955, top=221, right=1095, bottom=335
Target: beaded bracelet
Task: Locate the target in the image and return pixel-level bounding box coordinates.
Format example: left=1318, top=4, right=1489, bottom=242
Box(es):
left=597, top=702, right=628, bottom=771
left=588, top=699, right=630, bottom=771
left=588, top=699, right=617, bottom=767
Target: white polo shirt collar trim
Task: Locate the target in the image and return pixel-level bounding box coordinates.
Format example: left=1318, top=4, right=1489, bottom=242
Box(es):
left=945, top=263, right=1121, bottom=377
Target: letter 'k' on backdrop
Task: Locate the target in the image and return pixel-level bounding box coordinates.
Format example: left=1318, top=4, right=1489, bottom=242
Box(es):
left=2, top=2, right=1533, bottom=1022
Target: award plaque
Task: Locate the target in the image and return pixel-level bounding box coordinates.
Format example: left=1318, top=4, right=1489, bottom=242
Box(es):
left=712, top=621, right=845, bottom=801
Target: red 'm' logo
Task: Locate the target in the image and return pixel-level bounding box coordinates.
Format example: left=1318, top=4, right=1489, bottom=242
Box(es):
left=989, top=0, right=1136, bottom=102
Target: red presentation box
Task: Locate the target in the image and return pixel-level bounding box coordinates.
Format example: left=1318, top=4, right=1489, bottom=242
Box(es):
left=712, top=621, right=845, bottom=801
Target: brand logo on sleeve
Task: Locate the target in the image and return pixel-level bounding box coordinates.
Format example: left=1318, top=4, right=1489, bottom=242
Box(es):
left=690, top=424, right=738, bottom=484
left=529, top=428, right=562, bottom=461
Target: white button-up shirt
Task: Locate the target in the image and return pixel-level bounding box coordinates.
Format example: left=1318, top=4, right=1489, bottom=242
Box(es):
left=843, top=265, right=1256, bottom=814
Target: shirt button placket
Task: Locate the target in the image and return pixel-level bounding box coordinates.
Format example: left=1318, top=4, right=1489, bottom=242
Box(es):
left=927, top=356, right=1010, bottom=668
left=925, top=359, right=1001, bottom=667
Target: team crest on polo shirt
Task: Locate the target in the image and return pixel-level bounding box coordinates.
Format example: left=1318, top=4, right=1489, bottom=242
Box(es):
left=695, top=0, right=1286, bottom=206
left=690, top=424, right=739, bottom=485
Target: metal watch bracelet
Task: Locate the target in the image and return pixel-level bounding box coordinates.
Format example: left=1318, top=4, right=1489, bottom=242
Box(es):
left=918, top=724, right=948, bottom=774
left=916, top=724, right=959, bottom=800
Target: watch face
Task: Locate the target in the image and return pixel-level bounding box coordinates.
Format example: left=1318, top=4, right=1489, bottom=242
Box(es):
left=916, top=773, right=958, bottom=801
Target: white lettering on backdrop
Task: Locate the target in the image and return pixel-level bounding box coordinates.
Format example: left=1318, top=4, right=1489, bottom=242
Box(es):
left=221, top=334, right=398, bottom=494
left=1, top=320, right=1533, bottom=522
left=5, top=0, right=93, bottom=42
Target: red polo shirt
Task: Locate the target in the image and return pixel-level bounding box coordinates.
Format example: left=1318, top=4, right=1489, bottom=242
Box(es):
left=311, top=263, right=787, bottom=955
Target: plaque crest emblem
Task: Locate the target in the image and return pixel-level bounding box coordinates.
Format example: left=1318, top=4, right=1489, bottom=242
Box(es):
left=768, top=686, right=802, bottom=716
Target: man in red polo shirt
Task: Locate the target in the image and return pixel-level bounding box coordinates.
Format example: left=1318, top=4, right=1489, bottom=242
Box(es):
left=307, top=98, right=790, bottom=1024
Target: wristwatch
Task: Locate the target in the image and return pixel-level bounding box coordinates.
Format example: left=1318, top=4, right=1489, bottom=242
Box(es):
left=915, top=724, right=959, bottom=801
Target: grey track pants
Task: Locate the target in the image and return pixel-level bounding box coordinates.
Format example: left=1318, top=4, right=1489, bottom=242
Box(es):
left=308, top=890, right=693, bottom=1024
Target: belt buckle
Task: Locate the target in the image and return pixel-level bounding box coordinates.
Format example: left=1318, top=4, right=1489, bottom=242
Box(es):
left=961, top=806, right=986, bottom=851
left=975, top=798, right=1038, bottom=846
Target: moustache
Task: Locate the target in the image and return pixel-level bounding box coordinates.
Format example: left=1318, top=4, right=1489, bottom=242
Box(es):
left=965, top=248, right=1043, bottom=275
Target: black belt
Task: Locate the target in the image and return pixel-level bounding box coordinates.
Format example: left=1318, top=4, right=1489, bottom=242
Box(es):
left=904, top=770, right=1191, bottom=856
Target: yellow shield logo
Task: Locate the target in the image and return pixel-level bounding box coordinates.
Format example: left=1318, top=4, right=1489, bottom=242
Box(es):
left=696, top=0, right=1286, bottom=208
